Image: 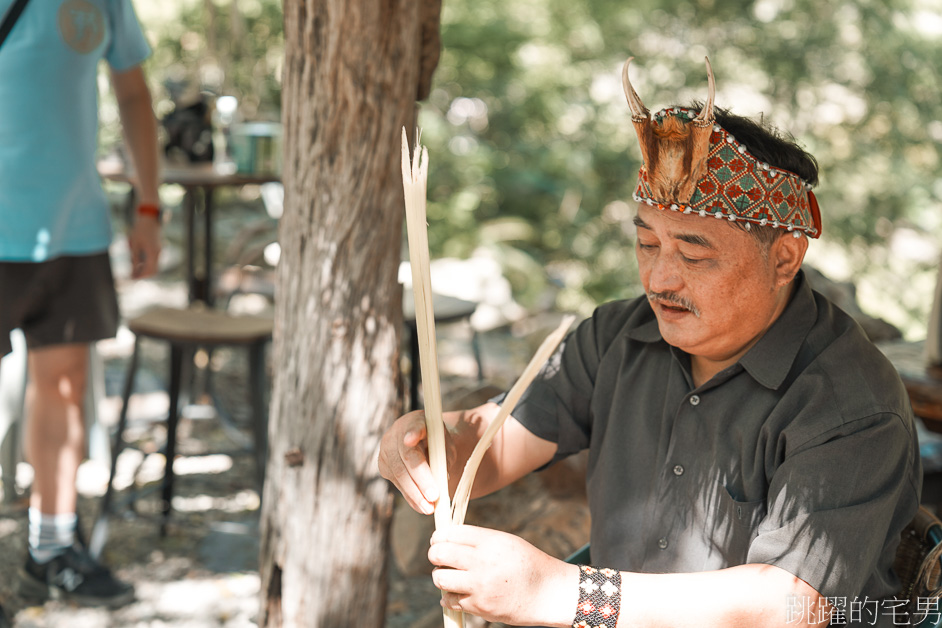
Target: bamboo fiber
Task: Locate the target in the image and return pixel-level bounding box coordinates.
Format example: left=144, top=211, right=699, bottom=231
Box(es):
left=451, top=314, right=574, bottom=524
left=401, top=128, right=462, bottom=628
left=400, top=128, right=575, bottom=627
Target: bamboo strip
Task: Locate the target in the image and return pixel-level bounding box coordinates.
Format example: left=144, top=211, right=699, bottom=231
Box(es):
left=400, top=128, right=463, bottom=628
left=451, top=315, right=575, bottom=525
left=401, top=128, right=576, bottom=626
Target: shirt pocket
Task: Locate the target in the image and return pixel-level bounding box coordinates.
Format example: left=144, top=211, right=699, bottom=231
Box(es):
left=713, top=484, right=766, bottom=565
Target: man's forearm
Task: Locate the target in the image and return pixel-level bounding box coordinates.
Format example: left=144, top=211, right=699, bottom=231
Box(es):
left=442, top=405, right=496, bottom=498
left=112, top=67, right=160, bottom=206
left=597, top=564, right=828, bottom=628
left=443, top=403, right=556, bottom=500
left=430, top=527, right=830, bottom=628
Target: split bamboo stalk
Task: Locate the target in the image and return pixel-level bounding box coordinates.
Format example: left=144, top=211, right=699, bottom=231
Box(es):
left=450, top=314, right=575, bottom=525
left=401, top=128, right=576, bottom=627
left=400, top=128, right=463, bottom=628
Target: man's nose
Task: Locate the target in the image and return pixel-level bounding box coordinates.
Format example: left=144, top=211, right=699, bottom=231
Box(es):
left=647, top=253, right=684, bottom=293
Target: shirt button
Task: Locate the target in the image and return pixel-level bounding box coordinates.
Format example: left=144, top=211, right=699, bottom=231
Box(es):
left=673, top=464, right=685, bottom=476
left=689, top=395, right=700, bottom=406
left=658, top=537, right=669, bottom=550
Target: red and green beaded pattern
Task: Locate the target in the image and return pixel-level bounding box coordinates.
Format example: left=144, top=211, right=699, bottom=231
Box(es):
left=633, top=107, right=819, bottom=238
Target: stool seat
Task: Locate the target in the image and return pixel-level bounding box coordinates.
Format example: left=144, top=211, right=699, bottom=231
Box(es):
left=92, top=305, right=272, bottom=551
left=128, top=306, right=273, bottom=345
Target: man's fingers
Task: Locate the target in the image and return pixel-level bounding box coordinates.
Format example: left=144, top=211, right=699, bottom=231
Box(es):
left=432, top=567, right=472, bottom=596
left=141, top=244, right=160, bottom=277
left=403, top=425, right=426, bottom=447
left=377, top=413, right=440, bottom=514
left=430, top=524, right=487, bottom=547
left=399, top=435, right=438, bottom=512
left=132, top=251, right=151, bottom=279
left=378, top=447, right=432, bottom=514
left=439, top=590, right=467, bottom=613
left=128, top=239, right=157, bottom=279
left=399, top=415, right=440, bottom=506
left=428, top=538, right=477, bottom=571
left=143, top=252, right=159, bottom=277
left=128, top=219, right=162, bottom=280
left=131, top=257, right=144, bottom=279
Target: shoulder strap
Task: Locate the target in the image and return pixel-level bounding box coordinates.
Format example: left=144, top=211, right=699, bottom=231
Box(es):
left=0, top=0, right=31, bottom=51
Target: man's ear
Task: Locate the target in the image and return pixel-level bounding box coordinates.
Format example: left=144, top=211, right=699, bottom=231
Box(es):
left=771, top=233, right=809, bottom=287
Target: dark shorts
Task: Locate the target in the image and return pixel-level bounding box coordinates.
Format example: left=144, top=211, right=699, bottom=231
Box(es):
left=0, top=252, right=120, bottom=357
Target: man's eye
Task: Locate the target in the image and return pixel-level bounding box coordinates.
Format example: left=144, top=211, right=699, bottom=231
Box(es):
left=638, top=243, right=657, bottom=250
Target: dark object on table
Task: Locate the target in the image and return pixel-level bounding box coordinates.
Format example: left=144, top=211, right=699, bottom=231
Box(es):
left=162, top=97, right=214, bottom=164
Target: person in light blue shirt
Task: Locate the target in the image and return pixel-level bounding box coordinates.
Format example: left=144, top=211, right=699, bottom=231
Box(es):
left=0, top=0, right=162, bottom=611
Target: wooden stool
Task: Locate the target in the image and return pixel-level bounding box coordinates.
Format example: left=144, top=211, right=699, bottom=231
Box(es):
left=99, top=306, right=273, bottom=539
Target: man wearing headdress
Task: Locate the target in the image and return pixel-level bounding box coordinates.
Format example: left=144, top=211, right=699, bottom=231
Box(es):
left=379, top=58, right=920, bottom=627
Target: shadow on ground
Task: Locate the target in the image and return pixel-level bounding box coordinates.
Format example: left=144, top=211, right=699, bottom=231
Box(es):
left=0, top=190, right=589, bottom=627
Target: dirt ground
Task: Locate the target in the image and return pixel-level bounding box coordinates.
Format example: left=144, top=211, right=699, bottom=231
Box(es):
left=0, top=320, right=587, bottom=628
left=0, top=192, right=589, bottom=627
left=0, top=350, right=267, bottom=627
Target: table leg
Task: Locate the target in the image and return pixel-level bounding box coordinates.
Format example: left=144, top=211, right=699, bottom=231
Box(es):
left=161, top=343, right=184, bottom=537
left=204, top=187, right=214, bottom=307
left=185, top=188, right=199, bottom=303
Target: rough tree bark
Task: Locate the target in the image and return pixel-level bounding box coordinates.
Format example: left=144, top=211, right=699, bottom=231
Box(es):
left=259, top=1, right=441, bottom=626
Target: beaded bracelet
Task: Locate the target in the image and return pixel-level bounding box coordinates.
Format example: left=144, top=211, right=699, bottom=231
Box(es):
left=573, top=565, right=621, bottom=628
left=137, top=203, right=161, bottom=219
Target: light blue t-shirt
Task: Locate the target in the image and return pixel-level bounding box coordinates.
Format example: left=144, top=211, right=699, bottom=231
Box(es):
left=0, top=0, right=150, bottom=261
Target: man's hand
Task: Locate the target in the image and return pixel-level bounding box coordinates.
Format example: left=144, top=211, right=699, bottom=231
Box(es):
left=378, top=405, right=557, bottom=514
left=112, top=65, right=161, bottom=280
left=128, top=214, right=161, bottom=279
left=377, top=411, right=441, bottom=514
left=429, top=525, right=579, bottom=627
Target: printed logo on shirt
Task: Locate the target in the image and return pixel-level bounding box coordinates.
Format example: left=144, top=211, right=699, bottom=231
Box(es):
left=57, top=0, right=105, bottom=54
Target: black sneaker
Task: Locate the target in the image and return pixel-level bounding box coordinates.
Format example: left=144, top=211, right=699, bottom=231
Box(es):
left=17, top=543, right=134, bottom=608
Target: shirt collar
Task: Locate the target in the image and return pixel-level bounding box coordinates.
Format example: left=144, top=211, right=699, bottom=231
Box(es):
left=626, top=307, right=662, bottom=343
left=624, top=270, right=817, bottom=390
left=737, top=269, right=817, bottom=389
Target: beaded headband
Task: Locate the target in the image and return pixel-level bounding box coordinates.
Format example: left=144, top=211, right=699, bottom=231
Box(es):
left=623, top=57, right=822, bottom=239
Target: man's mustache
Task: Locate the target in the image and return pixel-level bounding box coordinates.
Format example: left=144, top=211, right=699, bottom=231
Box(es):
left=646, top=291, right=701, bottom=318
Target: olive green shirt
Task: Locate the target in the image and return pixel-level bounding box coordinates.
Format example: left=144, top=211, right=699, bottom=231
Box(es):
left=513, top=271, right=921, bottom=609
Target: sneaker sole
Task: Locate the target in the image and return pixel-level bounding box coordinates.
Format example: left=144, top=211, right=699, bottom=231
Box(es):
left=17, top=567, right=135, bottom=608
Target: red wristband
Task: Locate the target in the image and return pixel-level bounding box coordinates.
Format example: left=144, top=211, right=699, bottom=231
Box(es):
left=137, top=203, right=161, bottom=219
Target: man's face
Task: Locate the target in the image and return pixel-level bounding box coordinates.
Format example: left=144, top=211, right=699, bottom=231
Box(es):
left=634, top=204, right=788, bottom=367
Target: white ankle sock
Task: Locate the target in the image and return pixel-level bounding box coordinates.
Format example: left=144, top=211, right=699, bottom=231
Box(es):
left=28, top=508, right=76, bottom=564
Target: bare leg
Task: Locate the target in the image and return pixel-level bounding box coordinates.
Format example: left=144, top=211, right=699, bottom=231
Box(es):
left=17, top=344, right=133, bottom=607
left=24, top=343, right=88, bottom=516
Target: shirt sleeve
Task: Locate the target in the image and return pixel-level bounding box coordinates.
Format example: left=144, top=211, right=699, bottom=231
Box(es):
left=105, top=0, right=151, bottom=71
left=512, top=301, right=640, bottom=463
left=747, top=411, right=921, bottom=600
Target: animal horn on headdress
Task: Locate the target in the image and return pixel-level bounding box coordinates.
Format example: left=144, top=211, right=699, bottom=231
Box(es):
left=622, top=57, right=656, bottom=180
left=623, top=56, right=717, bottom=205
left=692, top=56, right=716, bottom=126
left=678, top=56, right=716, bottom=202
left=621, top=57, right=648, bottom=121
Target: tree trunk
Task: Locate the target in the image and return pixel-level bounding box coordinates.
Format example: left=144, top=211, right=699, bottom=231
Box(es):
left=259, top=1, right=440, bottom=626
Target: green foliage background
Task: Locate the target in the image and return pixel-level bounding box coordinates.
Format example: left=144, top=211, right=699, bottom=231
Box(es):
left=128, top=0, right=942, bottom=335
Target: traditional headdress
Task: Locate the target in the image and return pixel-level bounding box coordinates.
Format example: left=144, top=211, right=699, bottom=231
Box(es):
left=624, top=57, right=821, bottom=238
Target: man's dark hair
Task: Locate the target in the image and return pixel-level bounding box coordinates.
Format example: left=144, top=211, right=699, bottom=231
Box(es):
left=686, top=103, right=819, bottom=248
left=710, top=105, right=818, bottom=185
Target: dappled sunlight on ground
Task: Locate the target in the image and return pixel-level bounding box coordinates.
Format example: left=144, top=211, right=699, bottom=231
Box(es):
left=0, top=188, right=588, bottom=626
left=171, top=490, right=260, bottom=514
left=11, top=572, right=260, bottom=628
